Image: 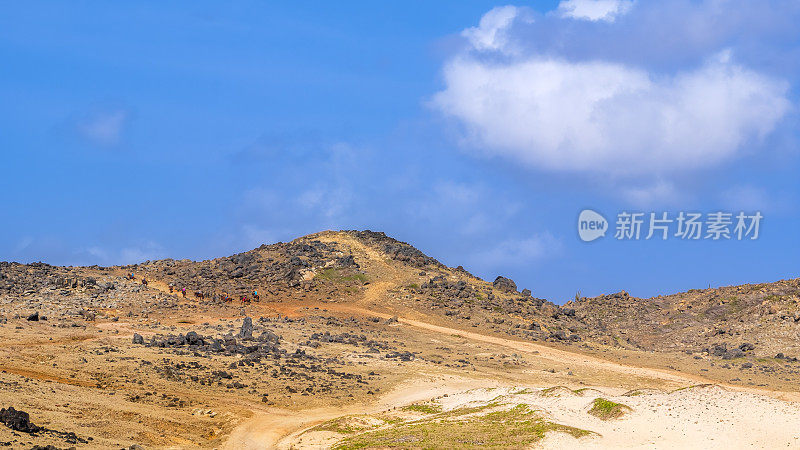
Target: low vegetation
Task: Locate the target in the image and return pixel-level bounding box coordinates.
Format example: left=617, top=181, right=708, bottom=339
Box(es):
left=588, top=398, right=631, bottom=420
left=313, top=416, right=385, bottom=434
left=316, top=268, right=369, bottom=284
left=401, top=403, right=442, bottom=414
left=333, top=404, right=592, bottom=449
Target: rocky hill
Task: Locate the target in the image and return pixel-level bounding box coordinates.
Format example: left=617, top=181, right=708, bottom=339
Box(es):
left=2, top=230, right=797, bottom=358
left=569, top=278, right=800, bottom=359
left=118, top=230, right=586, bottom=344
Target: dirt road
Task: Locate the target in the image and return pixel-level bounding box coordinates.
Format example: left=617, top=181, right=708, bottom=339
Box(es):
left=220, top=300, right=800, bottom=449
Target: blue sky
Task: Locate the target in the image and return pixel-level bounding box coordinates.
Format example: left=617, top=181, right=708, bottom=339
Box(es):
left=2, top=0, right=798, bottom=303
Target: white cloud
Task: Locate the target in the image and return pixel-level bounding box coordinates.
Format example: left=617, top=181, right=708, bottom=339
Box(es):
left=558, top=0, right=634, bottom=22
left=77, top=109, right=128, bottom=146
left=433, top=43, right=790, bottom=175
left=462, top=6, right=530, bottom=53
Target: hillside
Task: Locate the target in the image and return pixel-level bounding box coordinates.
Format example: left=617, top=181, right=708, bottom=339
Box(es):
left=122, top=230, right=587, bottom=344
left=570, top=279, right=800, bottom=359
left=0, top=230, right=798, bottom=449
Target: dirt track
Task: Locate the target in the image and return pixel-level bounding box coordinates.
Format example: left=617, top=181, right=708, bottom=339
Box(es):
left=219, top=301, right=800, bottom=448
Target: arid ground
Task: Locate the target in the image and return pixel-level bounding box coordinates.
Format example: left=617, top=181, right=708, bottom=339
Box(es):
left=1, top=231, right=798, bottom=449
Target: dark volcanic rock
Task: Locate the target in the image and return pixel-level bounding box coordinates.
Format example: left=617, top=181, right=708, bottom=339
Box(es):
left=237, top=317, right=254, bottom=340
left=132, top=333, right=144, bottom=345
left=385, top=351, right=414, bottom=361
left=26, top=312, right=39, bottom=321
left=492, top=276, right=517, bottom=293
left=186, top=331, right=204, bottom=346
left=0, top=407, right=41, bottom=433
left=722, top=348, right=745, bottom=360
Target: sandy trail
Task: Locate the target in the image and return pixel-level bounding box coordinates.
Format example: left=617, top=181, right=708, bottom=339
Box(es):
left=223, top=374, right=501, bottom=450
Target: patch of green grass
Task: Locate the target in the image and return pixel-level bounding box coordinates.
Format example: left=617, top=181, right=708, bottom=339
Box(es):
left=316, top=268, right=369, bottom=284
left=312, top=416, right=383, bottom=434
left=588, top=398, right=631, bottom=420
left=622, top=389, right=647, bottom=397
left=724, top=296, right=747, bottom=314
left=540, top=386, right=591, bottom=397
left=539, top=386, right=563, bottom=396
left=401, top=403, right=442, bottom=414
left=406, top=283, right=420, bottom=290
left=376, top=416, right=405, bottom=425
left=434, top=402, right=498, bottom=420
left=333, top=404, right=593, bottom=449
left=670, top=383, right=710, bottom=393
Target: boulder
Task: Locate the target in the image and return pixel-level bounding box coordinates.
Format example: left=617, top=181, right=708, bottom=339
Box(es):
left=186, top=331, right=204, bottom=346
left=0, top=407, right=41, bottom=433
left=237, top=317, right=254, bottom=340
left=493, top=276, right=517, bottom=293
left=722, top=348, right=745, bottom=360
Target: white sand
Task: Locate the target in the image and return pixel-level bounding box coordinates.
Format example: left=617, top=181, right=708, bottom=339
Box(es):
left=531, top=384, right=800, bottom=449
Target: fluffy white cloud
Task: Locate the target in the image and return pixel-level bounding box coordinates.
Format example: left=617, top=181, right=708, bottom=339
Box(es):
left=462, top=6, right=529, bottom=53
left=432, top=8, right=791, bottom=175
left=558, top=0, right=634, bottom=22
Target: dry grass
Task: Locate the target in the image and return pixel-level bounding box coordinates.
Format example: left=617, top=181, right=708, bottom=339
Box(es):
left=588, top=398, right=631, bottom=420
left=332, top=404, right=592, bottom=449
